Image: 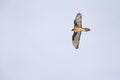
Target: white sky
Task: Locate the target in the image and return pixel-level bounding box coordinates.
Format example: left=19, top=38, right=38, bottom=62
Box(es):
left=0, top=0, right=120, bottom=80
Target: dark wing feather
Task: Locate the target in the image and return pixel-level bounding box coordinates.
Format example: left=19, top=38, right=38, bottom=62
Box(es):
left=74, top=13, right=82, bottom=28
left=72, top=32, right=81, bottom=49
left=72, top=13, right=82, bottom=49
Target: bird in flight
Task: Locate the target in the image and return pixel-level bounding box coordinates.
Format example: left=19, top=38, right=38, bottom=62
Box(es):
left=72, top=13, right=90, bottom=49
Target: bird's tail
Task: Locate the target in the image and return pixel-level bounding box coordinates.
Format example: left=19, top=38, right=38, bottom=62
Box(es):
left=83, top=28, right=90, bottom=32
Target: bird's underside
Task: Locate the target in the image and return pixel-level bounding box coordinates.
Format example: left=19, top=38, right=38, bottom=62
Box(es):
left=72, top=27, right=90, bottom=32
left=72, top=13, right=90, bottom=49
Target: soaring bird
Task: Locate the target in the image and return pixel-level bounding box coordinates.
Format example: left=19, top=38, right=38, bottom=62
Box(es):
left=72, top=13, right=90, bottom=49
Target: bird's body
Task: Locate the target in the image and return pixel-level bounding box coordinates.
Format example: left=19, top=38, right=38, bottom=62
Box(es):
left=72, top=13, right=90, bottom=49
left=72, top=27, right=90, bottom=32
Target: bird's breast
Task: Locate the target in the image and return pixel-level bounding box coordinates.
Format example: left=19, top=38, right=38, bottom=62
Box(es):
left=72, top=27, right=84, bottom=32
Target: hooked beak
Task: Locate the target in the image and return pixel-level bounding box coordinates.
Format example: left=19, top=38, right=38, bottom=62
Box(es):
left=72, top=28, right=74, bottom=31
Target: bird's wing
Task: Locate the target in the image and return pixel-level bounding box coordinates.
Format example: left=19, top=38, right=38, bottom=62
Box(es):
left=72, top=32, right=81, bottom=49
left=74, top=13, right=82, bottom=28
left=72, top=13, right=82, bottom=49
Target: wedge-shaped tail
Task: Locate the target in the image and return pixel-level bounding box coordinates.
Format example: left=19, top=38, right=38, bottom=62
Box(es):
left=82, top=28, right=90, bottom=32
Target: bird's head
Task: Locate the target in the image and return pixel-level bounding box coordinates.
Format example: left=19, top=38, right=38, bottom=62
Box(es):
left=72, top=28, right=74, bottom=31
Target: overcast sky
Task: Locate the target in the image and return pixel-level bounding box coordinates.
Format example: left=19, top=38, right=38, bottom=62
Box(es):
left=0, top=0, right=120, bottom=80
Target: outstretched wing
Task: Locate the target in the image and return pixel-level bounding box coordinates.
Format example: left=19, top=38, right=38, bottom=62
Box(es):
left=74, top=13, right=82, bottom=28
left=72, top=13, right=82, bottom=49
left=72, top=32, right=81, bottom=49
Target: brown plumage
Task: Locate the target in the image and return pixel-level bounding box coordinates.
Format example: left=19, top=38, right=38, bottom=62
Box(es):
left=72, top=13, right=90, bottom=49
